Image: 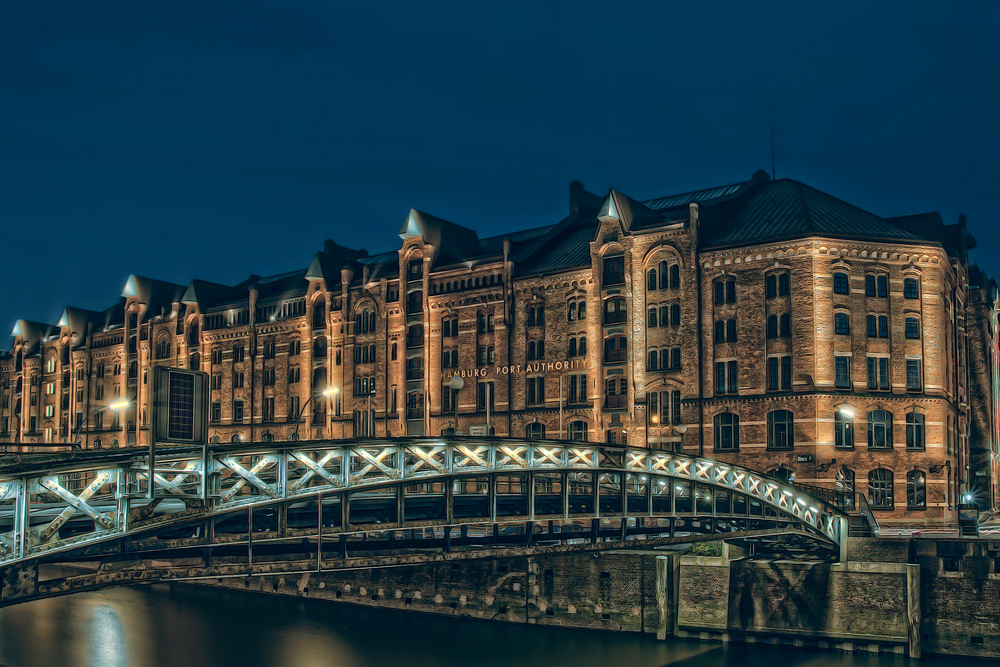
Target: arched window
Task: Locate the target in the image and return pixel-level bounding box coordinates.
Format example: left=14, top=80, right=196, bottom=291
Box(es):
left=314, top=336, right=327, bottom=358
left=767, top=410, right=793, bottom=450
left=647, top=268, right=657, bottom=291
left=262, top=432, right=274, bottom=443
left=187, top=321, right=199, bottom=347
left=835, top=410, right=854, bottom=448
left=568, top=420, right=588, bottom=442
left=768, top=467, right=795, bottom=484
left=568, top=337, right=577, bottom=357
left=313, top=297, right=326, bottom=329
left=93, top=438, right=102, bottom=449
left=231, top=434, right=242, bottom=443
left=867, top=409, right=893, bottom=449
left=835, top=468, right=855, bottom=510
left=110, top=438, right=119, bottom=448
left=648, top=307, right=657, bottom=328
left=906, top=411, right=925, bottom=450
left=670, top=304, right=680, bottom=326
left=578, top=337, right=587, bottom=357
left=603, top=296, right=627, bottom=325
left=907, top=470, right=926, bottom=509
left=765, top=274, right=777, bottom=298
left=189, top=352, right=200, bottom=371
left=369, top=311, right=377, bottom=331
left=155, top=337, right=170, bottom=360
left=834, top=313, right=850, bottom=335
left=833, top=272, right=849, bottom=294
left=669, top=264, right=680, bottom=289
left=659, top=261, right=669, bottom=289
left=868, top=469, right=894, bottom=509
left=714, top=413, right=739, bottom=451
left=526, top=422, right=545, bottom=440
left=647, top=349, right=658, bottom=371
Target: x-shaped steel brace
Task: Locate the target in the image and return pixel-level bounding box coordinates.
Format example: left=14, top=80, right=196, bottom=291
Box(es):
left=37, top=472, right=114, bottom=541
left=289, top=451, right=344, bottom=491
left=350, top=448, right=399, bottom=483
left=221, top=456, right=279, bottom=502
left=406, top=446, right=447, bottom=474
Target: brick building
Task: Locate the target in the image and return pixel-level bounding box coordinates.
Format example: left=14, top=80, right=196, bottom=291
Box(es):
left=1, top=170, right=996, bottom=526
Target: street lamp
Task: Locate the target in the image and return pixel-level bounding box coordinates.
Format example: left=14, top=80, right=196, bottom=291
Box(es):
left=675, top=423, right=687, bottom=453
left=72, top=400, right=132, bottom=446
left=293, top=386, right=339, bottom=440
left=449, top=375, right=464, bottom=434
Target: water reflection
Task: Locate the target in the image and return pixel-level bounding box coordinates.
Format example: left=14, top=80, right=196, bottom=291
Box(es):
left=0, top=584, right=961, bottom=667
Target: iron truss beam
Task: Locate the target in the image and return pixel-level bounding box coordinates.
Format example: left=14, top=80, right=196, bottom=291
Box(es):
left=0, top=438, right=848, bottom=569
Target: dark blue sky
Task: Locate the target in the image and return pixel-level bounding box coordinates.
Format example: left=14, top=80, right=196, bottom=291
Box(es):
left=2, top=1, right=998, bottom=345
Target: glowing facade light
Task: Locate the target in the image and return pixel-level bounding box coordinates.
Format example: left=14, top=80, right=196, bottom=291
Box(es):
left=837, top=406, right=856, bottom=419
left=108, top=400, right=130, bottom=412
left=321, top=386, right=339, bottom=397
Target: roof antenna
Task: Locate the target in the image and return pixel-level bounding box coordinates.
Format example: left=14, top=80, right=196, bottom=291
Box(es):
left=770, top=108, right=777, bottom=180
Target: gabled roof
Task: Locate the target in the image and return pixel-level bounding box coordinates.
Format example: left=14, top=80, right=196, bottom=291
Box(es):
left=58, top=307, right=104, bottom=337
left=11, top=320, right=59, bottom=349
left=305, top=239, right=368, bottom=287
left=122, top=275, right=187, bottom=319
left=597, top=190, right=662, bottom=232
left=704, top=178, right=927, bottom=248
left=182, top=279, right=239, bottom=308
left=399, top=209, right=483, bottom=264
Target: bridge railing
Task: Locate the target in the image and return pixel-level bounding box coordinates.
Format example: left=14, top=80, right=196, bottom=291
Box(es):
left=0, top=437, right=847, bottom=567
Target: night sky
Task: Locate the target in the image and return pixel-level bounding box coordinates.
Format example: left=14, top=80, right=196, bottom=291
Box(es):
left=2, top=2, right=998, bottom=346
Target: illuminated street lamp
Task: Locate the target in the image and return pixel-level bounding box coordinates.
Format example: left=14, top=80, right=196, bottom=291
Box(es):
left=293, top=386, right=339, bottom=440
left=72, top=400, right=132, bottom=446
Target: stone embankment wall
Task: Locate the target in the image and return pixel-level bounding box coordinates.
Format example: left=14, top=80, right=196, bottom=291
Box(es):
left=196, top=538, right=1000, bottom=660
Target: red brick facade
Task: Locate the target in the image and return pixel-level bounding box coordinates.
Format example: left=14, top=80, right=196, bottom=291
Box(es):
left=1, top=173, right=995, bottom=526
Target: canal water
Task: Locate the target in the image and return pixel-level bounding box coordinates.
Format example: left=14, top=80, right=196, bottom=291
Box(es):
left=0, top=583, right=957, bottom=667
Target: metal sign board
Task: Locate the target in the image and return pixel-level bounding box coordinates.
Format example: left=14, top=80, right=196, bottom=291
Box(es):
left=151, top=367, right=210, bottom=445
left=468, top=425, right=488, bottom=436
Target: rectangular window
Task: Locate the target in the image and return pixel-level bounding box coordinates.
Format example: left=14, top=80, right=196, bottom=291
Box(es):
left=727, top=361, right=737, bottom=394
left=568, top=374, right=587, bottom=404
left=868, top=357, right=890, bottom=390
left=781, top=356, right=792, bottom=390
left=289, top=395, right=300, bottom=421
left=263, top=396, right=275, bottom=420
left=906, top=359, right=922, bottom=391
left=715, top=362, right=726, bottom=394
left=904, top=279, right=919, bottom=299
left=867, top=315, right=877, bottom=337
left=390, top=387, right=398, bottom=414
left=233, top=400, right=244, bottom=421
left=211, top=402, right=221, bottom=422
left=878, top=315, right=889, bottom=338
left=768, top=357, right=779, bottom=391
left=877, top=275, right=888, bottom=298
left=527, top=376, right=544, bottom=404
left=726, top=281, right=736, bottom=303
left=905, top=318, right=920, bottom=339
left=477, top=381, right=495, bottom=410
left=835, top=356, right=851, bottom=389
left=233, top=346, right=245, bottom=363
left=234, top=372, right=244, bottom=389
left=263, top=369, right=275, bottom=386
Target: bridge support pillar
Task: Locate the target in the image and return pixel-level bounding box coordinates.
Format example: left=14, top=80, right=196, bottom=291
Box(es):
left=655, top=554, right=680, bottom=641
left=906, top=563, right=921, bottom=658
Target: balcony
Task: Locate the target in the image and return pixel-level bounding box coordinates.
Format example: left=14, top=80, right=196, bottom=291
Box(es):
left=603, top=394, right=627, bottom=410
left=604, top=349, right=627, bottom=364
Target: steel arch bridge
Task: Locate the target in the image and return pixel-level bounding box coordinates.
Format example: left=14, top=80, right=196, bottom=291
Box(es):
left=0, top=438, right=848, bottom=606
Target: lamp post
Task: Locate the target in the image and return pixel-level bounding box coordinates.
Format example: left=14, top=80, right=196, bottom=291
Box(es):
left=72, top=399, right=131, bottom=447
left=449, top=375, right=464, bottom=435
left=675, top=423, right=687, bottom=454
left=293, top=386, right=338, bottom=440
